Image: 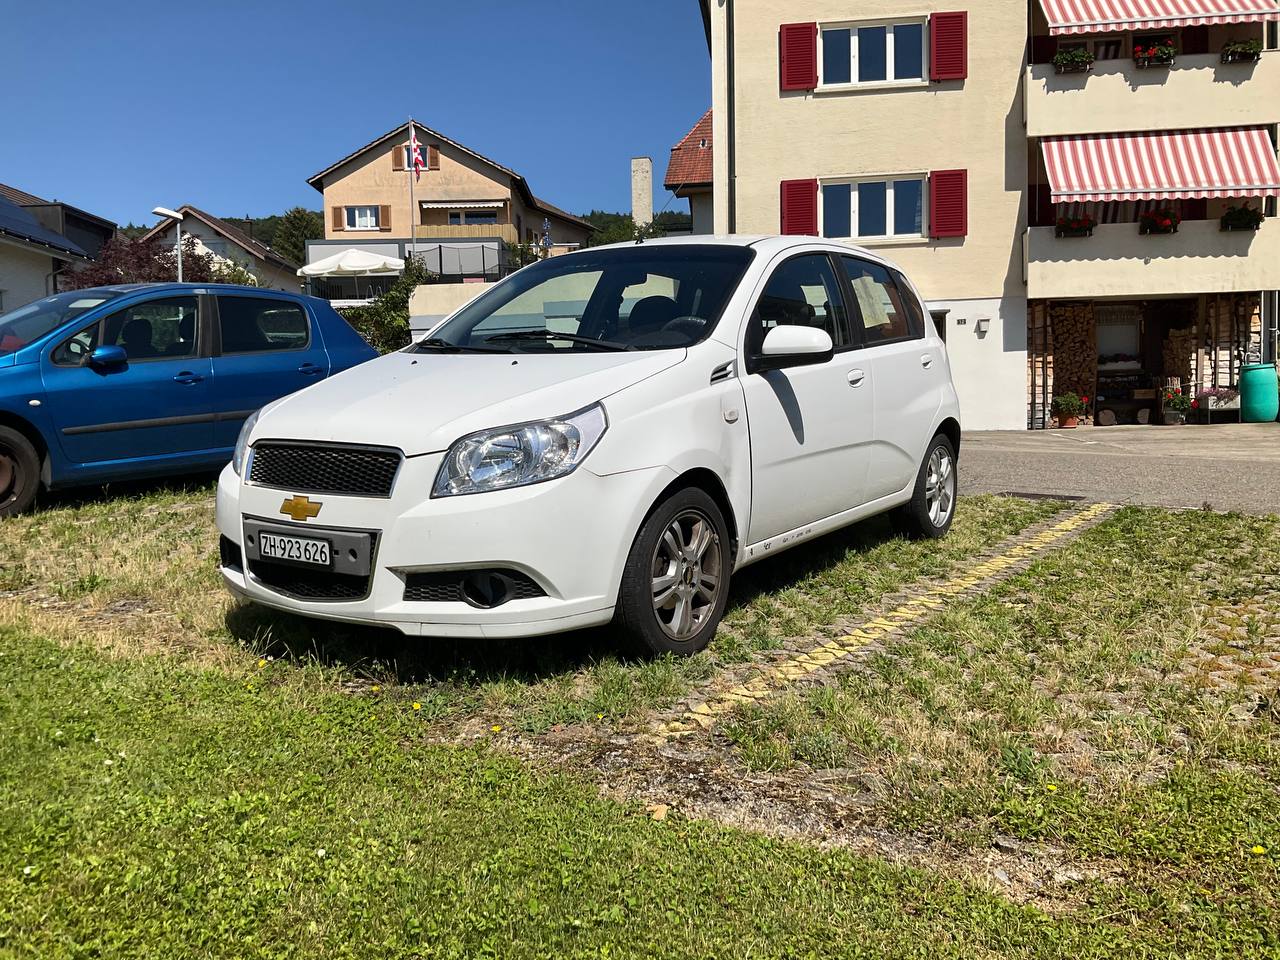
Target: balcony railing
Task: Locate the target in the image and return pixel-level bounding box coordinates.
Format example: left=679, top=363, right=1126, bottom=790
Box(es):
left=1024, top=218, right=1280, bottom=299
left=413, top=223, right=520, bottom=243
left=1025, top=51, right=1279, bottom=138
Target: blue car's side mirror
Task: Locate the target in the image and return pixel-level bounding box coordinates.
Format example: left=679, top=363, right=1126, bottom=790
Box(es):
left=89, top=344, right=128, bottom=368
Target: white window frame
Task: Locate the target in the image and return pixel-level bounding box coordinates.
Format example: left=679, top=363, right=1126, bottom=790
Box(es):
left=818, top=17, right=929, bottom=91
left=345, top=205, right=380, bottom=231
left=819, top=174, right=928, bottom=242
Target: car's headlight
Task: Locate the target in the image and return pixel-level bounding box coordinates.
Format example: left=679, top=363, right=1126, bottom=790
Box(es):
left=432, top=403, right=607, bottom=497
left=232, top=409, right=260, bottom=477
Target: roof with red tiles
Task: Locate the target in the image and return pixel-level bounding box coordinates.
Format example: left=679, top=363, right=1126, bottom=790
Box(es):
left=663, top=111, right=713, bottom=194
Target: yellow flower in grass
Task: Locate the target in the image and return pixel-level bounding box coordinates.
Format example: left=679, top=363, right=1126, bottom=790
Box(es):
left=257, top=659, right=266, bottom=669
left=1250, top=845, right=1267, bottom=856
left=411, top=702, right=421, bottom=711
left=1046, top=783, right=1058, bottom=792
left=491, top=725, right=503, bottom=733
left=371, top=685, right=381, bottom=693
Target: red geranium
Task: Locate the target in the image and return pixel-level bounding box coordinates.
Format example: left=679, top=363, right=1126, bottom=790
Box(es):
left=1191, top=399, right=1200, bottom=409
left=1160, top=217, right=1172, bottom=227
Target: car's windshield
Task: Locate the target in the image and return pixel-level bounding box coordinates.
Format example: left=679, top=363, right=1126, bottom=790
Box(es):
left=421, top=245, right=755, bottom=353
left=0, top=290, right=123, bottom=356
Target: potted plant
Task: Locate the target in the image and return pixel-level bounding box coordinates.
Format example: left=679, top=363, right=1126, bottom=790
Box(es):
left=1052, top=391, right=1088, bottom=428
left=1055, top=213, right=1097, bottom=237
left=1162, top=387, right=1192, bottom=424
left=1139, top=208, right=1181, bottom=234
left=1220, top=202, right=1264, bottom=232
left=1053, top=46, right=1096, bottom=73
left=1220, top=38, right=1263, bottom=63
left=1134, top=38, right=1177, bottom=67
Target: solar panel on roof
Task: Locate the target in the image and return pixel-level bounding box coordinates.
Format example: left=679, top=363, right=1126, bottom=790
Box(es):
left=0, top=196, right=87, bottom=258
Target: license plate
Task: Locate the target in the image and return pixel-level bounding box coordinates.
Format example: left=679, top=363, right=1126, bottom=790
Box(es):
left=258, top=531, right=331, bottom=566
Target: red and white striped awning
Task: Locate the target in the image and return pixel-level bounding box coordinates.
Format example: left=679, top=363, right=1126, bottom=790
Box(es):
left=1041, top=127, right=1280, bottom=202
left=1040, top=0, right=1279, bottom=35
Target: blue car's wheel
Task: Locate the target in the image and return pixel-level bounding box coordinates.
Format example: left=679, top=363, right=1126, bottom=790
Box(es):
left=0, top=426, right=39, bottom=517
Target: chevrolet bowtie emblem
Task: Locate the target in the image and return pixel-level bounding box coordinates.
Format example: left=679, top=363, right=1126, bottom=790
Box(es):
left=279, top=495, right=322, bottom=522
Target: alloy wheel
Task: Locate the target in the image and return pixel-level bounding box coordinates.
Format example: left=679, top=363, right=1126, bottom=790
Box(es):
left=925, top=446, right=955, bottom=527
left=650, top=509, right=722, bottom=641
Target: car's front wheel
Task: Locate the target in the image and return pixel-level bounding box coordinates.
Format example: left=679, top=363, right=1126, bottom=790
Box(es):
left=896, top=433, right=957, bottom=539
left=0, top=426, right=40, bottom=518
left=616, top=487, right=732, bottom=656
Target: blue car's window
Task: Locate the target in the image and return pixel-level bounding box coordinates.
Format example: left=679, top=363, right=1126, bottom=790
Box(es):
left=218, top=297, right=310, bottom=353
left=0, top=290, right=121, bottom=356
left=100, top=297, right=200, bottom=361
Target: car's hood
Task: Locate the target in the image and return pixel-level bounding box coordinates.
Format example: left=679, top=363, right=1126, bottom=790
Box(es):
left=252, top=349, right=684, bottom=455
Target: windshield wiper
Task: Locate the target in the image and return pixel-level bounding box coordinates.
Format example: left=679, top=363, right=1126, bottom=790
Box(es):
left=413, top=337, right=509, bottom=354
left=482, top=330, right=631, bottom=351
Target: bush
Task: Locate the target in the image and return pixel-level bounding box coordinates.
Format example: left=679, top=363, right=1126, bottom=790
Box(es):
left=337, top=256, right=437, bottom=353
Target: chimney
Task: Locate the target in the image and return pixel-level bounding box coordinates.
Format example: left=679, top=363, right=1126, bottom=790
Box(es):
left=631, top=157, right=653, bottom=227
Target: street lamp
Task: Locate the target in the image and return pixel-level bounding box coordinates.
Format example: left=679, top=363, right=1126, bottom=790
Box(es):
left=152, top=206, right=185, bottom=282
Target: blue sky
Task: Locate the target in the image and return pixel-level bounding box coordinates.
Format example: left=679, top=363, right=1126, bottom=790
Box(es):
left=2, top=0, right=709, bottom=226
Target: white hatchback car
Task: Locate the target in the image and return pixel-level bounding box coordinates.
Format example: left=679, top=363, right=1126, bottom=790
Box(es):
left=216, top=236, right=960, bottom=654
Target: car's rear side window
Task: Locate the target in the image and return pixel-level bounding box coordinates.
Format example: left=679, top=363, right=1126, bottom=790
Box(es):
left=839, top=256, right=922, bottom=345
left=218, top=297, right=310, bottom=353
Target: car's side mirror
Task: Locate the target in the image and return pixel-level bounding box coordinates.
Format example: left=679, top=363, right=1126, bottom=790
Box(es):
left=88, top=344, right=128, bottom=368
left=752, top=325, right=834, bottom=373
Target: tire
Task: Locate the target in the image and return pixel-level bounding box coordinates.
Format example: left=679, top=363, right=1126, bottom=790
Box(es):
left=895, top=433, right=957, bottom=540
left=0, top=426, right=41, bottom=518
left=615, top=487, right=732, bottom=656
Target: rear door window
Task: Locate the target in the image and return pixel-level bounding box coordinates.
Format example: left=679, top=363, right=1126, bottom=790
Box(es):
left=839, top=256, right=922, bottom=345
left=218, top=297, right=310, bottom=353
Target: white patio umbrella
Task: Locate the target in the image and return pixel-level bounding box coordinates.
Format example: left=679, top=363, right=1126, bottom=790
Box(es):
left=297, top=248, right=405, bottom=277
left=297, top=248, right=405, bottom=300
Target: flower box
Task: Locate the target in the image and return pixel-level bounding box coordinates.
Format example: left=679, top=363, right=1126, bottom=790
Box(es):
left=1221, top=222, right=1262, bottom=232
left=1133, top=40, right=1177, bottom=68
left=1139, top=208, right=1181, bottom=235
left=1220, top=203, right=1265, bottom=232
left=1054, top=61, right=1092, bottom=74
left=1055, top=224, right=1094, bottom=237
left=1052, top=49, right=1095, bottom=74
left=1139, top=222, right=1178, bottom=235
left=1220, top=49, right=1262, bottom=63
left=1134, top=52, right=1175, bottom=68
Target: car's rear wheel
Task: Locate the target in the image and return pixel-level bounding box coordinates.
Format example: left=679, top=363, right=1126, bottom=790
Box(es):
left=895, top=433, right=957, bottom=540
left=0, top=426, right=40, bottom=518
left=616, top=487, right=732, bottom=656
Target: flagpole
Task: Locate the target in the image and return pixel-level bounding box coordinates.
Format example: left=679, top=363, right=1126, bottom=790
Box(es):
left=408, top=118, right=417, bottom=262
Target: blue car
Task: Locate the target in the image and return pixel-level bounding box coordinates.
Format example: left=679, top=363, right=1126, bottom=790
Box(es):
left=0, top=283, right=377, bottom=515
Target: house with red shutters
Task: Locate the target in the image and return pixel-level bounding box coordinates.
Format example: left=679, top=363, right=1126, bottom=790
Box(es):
left=696, top=0, right=1280, bottom=430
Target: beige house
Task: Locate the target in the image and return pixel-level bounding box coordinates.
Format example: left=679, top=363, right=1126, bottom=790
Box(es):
left=700, top=0, right=1280, bottom=429
left=304, top=121, right=592, bottom=300
left=143, top=206, right=300, bottom=291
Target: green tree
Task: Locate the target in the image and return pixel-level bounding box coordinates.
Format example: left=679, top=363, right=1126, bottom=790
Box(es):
left=271, top=207, right=324, bottom=267
left=337, top=256, right=437, bottom=353
left=580, top=210, right=666, bottom=247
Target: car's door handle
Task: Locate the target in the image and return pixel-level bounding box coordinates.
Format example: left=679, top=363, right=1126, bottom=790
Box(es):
left=172, top=371, right=204, bottom=384
left=920, top=354, right=935, bottom=369
left=847, top=368, right=865, bottom=386
left=298, top=363, right=324, bottom=375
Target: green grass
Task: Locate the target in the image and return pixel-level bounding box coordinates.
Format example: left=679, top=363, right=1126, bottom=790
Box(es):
left=0, top=485, right=1060, bottom=731
left=2, top=621, right=1273, bottom=960
left=723, top=507, right=1280, bottom=952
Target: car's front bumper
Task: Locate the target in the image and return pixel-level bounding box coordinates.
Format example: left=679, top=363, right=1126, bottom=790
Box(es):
left=215, top=455, right=676, bottom=637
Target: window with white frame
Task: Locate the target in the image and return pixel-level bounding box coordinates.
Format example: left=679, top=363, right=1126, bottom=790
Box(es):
left=821, top=20, right=926, bottom=86
left=821, top=178, right=925, bottom=240
left=345, top=205, right=380, bottom=230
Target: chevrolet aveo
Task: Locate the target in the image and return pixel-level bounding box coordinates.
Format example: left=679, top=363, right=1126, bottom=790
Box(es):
left=217, top=236, right=961, bottom=654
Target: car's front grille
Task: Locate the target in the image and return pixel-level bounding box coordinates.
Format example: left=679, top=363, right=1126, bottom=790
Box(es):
left=403, top=569, right=545, bottom=608
left=247, top=558, right=372, bottom=602
left=248, top=442, right=402, bottom=498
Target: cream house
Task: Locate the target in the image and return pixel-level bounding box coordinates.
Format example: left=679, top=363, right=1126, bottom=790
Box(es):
left=304, top=121, right=593, bottom=301
left=699, top=0, right=1280, bottom=430
left=143, top=206, right=300, bottom=291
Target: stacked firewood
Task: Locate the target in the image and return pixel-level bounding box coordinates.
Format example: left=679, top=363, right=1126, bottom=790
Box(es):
left=1049, top=303, right=1097, bottom=397
left=1163, top=328, right=1196, bottom=386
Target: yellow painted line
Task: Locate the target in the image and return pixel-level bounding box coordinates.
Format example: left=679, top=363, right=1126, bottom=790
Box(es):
left=659, top=502, right=1116, bottom=738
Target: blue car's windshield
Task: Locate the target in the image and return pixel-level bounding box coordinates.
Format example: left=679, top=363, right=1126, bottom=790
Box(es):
left=0, top=290, right=123, bottom=356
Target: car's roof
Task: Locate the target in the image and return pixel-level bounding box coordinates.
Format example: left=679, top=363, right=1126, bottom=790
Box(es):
left=582, top=233, right=898, bottom=265
left=64, top=282, right=311, bottom=299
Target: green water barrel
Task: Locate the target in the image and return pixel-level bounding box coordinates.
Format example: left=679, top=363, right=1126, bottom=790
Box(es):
left=1239, top=363, right=1279, bottom=423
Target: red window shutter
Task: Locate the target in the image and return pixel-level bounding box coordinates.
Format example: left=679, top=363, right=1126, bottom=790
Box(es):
left=929, top=170, right=967, bottom=238
left=930, top=12, right=968, bottom=81
left=779, top=22, right=818, bottom=91
left=780, top=179, right=819, bottom=235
